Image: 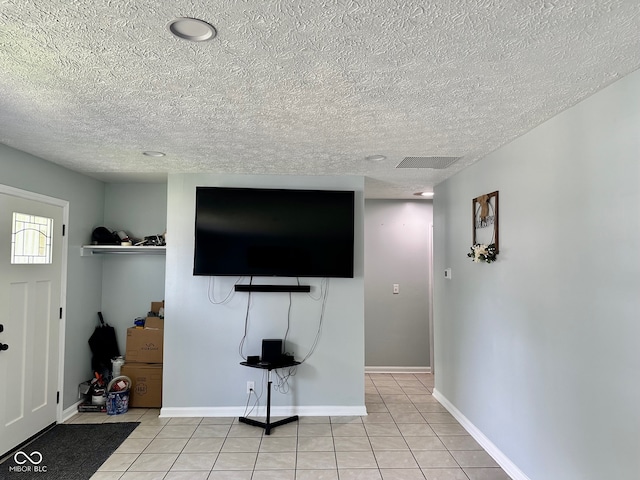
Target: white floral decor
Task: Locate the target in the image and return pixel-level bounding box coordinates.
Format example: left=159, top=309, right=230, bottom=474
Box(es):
left=467, top=243, right=497, bottom=263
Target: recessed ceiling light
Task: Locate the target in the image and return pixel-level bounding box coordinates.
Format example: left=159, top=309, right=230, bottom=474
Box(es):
left=168, top=17, right=217, bottom=42
left=365, top=155, right=387, bottom=162
left=143, top=151, right=166, bottom=157
left=414, top=192, right=434, bottom=197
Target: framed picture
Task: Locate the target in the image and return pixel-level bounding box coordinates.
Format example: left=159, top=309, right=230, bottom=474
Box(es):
left=472, top=191, right=499, bottom=252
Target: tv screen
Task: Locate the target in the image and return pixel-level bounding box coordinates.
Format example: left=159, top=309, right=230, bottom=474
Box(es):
left=194, top=187, right=355, bottom=278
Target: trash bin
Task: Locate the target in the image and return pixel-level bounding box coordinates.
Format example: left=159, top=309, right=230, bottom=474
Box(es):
left=106, top=376, right=131, bottom=415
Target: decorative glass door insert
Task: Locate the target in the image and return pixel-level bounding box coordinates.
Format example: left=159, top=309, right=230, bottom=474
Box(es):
left=10, top=212, right=53, bottom=264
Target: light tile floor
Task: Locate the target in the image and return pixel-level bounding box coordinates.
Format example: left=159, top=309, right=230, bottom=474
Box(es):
left=66, top=373, right=512, bottom=480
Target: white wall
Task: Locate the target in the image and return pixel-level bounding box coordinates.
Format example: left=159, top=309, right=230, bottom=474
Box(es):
left=364, top=199, right=432, bottom=368
left=0, top=144, right=105, bottom=409
left=433, top=70, right=640, bottom=480
left=162, top=173, right=365, bottom=415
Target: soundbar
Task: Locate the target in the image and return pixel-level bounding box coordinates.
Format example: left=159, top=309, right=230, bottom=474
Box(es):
left=234, top=284, right=311, bottom=293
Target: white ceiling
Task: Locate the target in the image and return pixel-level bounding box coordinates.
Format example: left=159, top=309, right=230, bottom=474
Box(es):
left=1, top=1, right=639, bottom=198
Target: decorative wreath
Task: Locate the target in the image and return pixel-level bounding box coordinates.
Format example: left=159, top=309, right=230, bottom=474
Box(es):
left=467, top=243, right=498, bottom=263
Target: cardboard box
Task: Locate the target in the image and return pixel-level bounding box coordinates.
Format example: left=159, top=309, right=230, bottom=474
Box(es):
left=144, top=316, right=164, bottom=330
left=145, top=301, right=164, bottom=331
left=150, top=301, right=164, bottom=315
left=121, top=363, right=163, bottom=408
left=125, top=327, right=163, bottom=363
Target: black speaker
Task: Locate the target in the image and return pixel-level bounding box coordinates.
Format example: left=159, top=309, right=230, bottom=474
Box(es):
left=261, top=339, right=283, bottom=364
left=247, top=355, right=260, bottom=365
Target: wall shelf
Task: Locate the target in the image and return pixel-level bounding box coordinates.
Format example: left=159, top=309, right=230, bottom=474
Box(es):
left=81, top=245, right=166, bottom=256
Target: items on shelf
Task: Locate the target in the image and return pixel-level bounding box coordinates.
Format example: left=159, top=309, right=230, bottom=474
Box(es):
left=90, top=227, right=166, bottom=247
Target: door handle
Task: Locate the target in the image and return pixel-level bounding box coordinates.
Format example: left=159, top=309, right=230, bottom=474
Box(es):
left=0, top=343, right=8, bottom=351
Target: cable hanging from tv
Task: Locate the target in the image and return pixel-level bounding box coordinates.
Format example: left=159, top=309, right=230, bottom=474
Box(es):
left=236, top=277, right=330, bottom=364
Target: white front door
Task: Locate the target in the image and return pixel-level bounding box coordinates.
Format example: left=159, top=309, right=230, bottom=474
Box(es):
left=0, top=191, right=64, bottom=457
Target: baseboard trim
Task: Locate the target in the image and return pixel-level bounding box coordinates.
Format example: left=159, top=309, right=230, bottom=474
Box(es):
left=160, top=405, right=367, bottom=418
left=61, top=400, right=82, bottom=422
left=365, top=366, right=431, bottom=374
left=432, top=389, right=531, bottom=480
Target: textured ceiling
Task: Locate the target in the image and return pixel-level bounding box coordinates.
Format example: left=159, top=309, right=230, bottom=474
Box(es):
left=1, top=1, right=639, bottom=198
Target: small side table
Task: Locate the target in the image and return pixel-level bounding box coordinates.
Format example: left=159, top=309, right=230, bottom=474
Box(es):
left=238, top=360, right=300, bottom=435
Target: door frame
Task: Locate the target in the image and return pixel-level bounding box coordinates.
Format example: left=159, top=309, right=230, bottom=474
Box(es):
left=428, top=223, right=435, bottom=374
left=0, top=184, right=69, bottom=423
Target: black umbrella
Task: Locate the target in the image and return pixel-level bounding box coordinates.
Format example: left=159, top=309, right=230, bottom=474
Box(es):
left=88, top=312, right=120, bottom=374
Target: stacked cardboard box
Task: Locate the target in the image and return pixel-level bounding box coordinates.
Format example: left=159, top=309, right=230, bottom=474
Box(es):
left=121, top=301, right=164, bottom=408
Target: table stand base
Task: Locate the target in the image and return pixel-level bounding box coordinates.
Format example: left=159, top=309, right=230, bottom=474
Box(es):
left=238, top=373, right=299, bottom=435
left=238, top=414, right=299, bottom=435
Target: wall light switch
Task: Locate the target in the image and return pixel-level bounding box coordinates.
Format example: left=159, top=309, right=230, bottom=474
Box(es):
left=393, top=284, right=400, bottom=294
left=444, top=268, right=452, bottom=280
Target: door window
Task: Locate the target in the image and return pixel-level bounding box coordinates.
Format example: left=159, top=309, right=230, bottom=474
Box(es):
left=11, top=212, right=53, bottom=264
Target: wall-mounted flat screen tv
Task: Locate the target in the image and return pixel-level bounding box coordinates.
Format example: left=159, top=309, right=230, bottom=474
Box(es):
left=194, top=187, right=355, bottom=278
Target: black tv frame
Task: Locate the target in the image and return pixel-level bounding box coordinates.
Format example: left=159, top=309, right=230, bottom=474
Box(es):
left=193, top=186, right=355, bottom=278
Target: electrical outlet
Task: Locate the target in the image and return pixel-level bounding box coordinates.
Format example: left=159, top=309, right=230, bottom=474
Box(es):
left=246, top=381, right=255, bottom=394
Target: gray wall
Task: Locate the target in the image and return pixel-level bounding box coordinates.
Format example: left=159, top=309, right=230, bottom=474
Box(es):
left=433, top=69, right=640, bottom=479
left=364, top=199, right=432, bottom=367
left=101, top=183, right=167, bottom=353
left=163, top=173, right=365, bottom=413
left=0, top=144, right=105, bottom=409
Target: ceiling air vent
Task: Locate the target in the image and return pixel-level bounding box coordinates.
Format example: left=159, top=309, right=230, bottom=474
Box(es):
left=396, top=156, right=461, bottom=169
